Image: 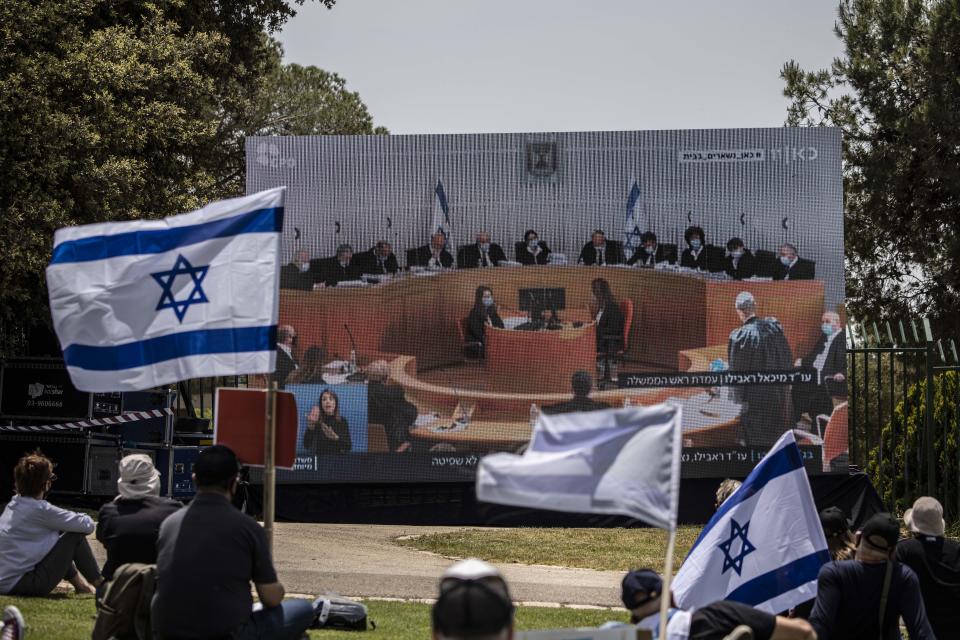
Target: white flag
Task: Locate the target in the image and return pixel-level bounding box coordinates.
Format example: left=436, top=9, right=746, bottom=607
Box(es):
left=477, top=403, right=682, bottom=529
left=672, top=431, right=829, bottom=614
left=432, top=178, right=452, bottom=246
left=46, top=188, right=285, bottom=392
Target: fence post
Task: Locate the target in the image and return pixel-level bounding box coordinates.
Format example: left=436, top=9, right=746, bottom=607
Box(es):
left=925, top=341, right=935, bottom=495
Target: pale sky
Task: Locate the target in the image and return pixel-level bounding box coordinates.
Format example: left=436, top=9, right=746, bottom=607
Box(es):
left=277, top=0, right=845, bottom=134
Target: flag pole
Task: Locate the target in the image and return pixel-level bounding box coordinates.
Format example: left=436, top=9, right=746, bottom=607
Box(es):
left=263, top=380, right=278, bottom=551
left=659, top=524, right=677, bottom=635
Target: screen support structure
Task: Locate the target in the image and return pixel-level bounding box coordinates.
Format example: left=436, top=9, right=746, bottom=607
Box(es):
left=263, top=381, right=278, bottom=550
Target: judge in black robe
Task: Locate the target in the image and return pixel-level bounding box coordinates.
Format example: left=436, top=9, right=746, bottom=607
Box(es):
left=723, top=238, right=756, bottom=280
left=458, top=232, right=507, bottom=268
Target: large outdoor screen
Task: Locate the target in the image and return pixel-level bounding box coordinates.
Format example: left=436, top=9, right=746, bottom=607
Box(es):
left=245, top=128, right=846, bottom=483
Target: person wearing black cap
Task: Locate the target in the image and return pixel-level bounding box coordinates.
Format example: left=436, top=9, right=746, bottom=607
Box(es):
left=618, top=568, right=815, bottom=639
left=432, top=558, right=514, bottom=640
left=808, top=513, right=935, bottom=640
left=153, top=445, right=316, bottom=640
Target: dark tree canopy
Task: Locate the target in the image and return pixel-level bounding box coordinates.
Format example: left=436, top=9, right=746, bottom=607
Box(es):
left=782, top=0, right=960, bottom=335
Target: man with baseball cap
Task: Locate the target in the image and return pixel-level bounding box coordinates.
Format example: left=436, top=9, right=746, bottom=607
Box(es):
left=809, top=513, right=935, bottom=639
left=618, top=568, right=815, bottom=639
left=431, top=559, right=514, bottom=640
left=895, top=497, right=960, bottom=640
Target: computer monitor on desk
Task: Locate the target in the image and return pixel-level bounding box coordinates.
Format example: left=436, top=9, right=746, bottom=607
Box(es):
left=519, top=288, right=565, bottom=326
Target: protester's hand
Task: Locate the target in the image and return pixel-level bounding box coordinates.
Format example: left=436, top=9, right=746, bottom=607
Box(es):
left=320, top=423, right=339, bottom=440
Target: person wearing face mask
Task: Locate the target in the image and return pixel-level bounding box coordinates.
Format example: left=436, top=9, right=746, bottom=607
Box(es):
left=626, top=231, right=673, bottom=267
left=680, top=226, right=708, bottom=271
left=320, top=243, right=362, bottom=287
left=457, top=232, right=506, bottom=269
left=579, top=229, right=625, bottom=266
left=356, top=240, right=399, bottom=275
left=411, top=232, right=455, bottom=269
left=773, top=243, right=815, bottom=280
left=280, top=248, right=320, bottom=290
left=723, top=237, right=756, bottom=280
left=792, top=311, right=846, bottom=424
left=515, top=229, right=551, bottom=265
left=466, top=286, right=505, bottom=352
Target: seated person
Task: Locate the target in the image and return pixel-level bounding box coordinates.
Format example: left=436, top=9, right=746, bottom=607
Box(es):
left=356, top=240, right=399, bottom=275
left=627, top=231, right=672, bottom=266
left=542, top=371, right=610, bottom=414
left=792, top=311, right=846, bottom=423
left=279, top=249, right=319, bottom=290
left=154, top=445, right=315, bottom=639
left=96, top=454, right=182, bottom=582
left=723, top=237, right=756, bottom=280
left=579, top=229, right=624, bottom=266
left=515, top=229, right=551, bottom=265
left=319, top=243, right=362, bottom=287
left=412, top=232, right=454, bottom=269
left=592, top=278, right=625, bottom=381
left=773, top=243, right=815, bottom=280
left=680, top=225, right=707, bottom=270
left=0, top=451, right=103, bottom=597
left=457, top=232, right=506, bottom=268
left=615, top=569, right=815, bottom=639
left=466, top=286, right=505, bottom=351
left=431, top=559, right=515, bottom=640
left=366, top=360, right=419, bottom=453
left=303, top=388, right=352, bottom=454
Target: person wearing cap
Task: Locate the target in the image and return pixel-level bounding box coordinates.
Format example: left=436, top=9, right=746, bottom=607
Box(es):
left=895, top=497, right=960, bottom=640
left=809, top=512, right=935, bottom=640
left=95, top=454, right=182, bottom=582
left=153, top=445, right=315, bottom=640
left=617, top=568, right=815, bottom=639
left=727, top=291, right=793, bottom=448
left=432, top=558, right=515, bottom=640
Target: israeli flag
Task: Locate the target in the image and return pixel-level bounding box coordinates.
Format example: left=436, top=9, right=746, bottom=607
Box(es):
left=477, top=403, right=682, bottom=529
left=432, top=178, right=452, bottom=246
left=623, top=181, right=642, bottom=261
left=672, top=431, right=829, bottom=614
left=46, top=188, right=285, bottom=392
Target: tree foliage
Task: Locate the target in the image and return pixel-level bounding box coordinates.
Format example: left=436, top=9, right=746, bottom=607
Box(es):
left=781, top=0, right=960, bottom=334
left=0, top=0, right=386, bottom=355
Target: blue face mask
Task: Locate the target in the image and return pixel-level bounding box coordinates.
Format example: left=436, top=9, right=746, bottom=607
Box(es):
left=482, top=297, right=494, bottom=307
left=730, top=250, right=743, bottom=259
left=822, top=323, right=835, bottom=336
left=644, top=245, right=655, bottom=254
left=780, top=255, right=793, bottom=266
left=528, top=240, right=539, bottom=251
left=690, top=239, right=701, bottom=249
left=479, top=242, right=491, bottom=252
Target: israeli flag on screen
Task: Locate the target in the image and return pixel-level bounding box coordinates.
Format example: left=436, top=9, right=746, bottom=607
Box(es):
left=45, top=188, right=285, bottom=392
left=672, top=431, right=829, bottom=614
left=623, top=181, right=642, bottom=260
left=432, top=178, right=452, bottom=245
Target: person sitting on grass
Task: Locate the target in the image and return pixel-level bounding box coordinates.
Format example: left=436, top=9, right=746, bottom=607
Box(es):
left=152, top=445, right=315, bottom=640
left=96, top=454, right=182, bottom=583
left=614, top=569, right=816, bottom=640
left=0, top=450, right=103, bottom=597
left=432, top=558, right=515, bottom=640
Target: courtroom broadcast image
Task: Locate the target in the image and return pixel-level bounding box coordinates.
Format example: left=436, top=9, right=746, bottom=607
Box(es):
left=248, top=128, right=846, bottom=482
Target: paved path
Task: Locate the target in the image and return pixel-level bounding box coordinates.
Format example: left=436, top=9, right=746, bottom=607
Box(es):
left=90, top=523, right=622, bottom=607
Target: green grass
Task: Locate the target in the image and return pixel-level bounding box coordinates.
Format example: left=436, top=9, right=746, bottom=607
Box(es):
left=396, top=526, right=702, bottom=573
left=0, top=594, right=625, bottom=640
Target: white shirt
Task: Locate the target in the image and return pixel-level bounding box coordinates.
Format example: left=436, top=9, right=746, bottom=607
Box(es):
left=0, top=495, right=95, bottom=593
left=637, top=608, right=694, bottom=640
left=812, top=330, right=840, bottom=382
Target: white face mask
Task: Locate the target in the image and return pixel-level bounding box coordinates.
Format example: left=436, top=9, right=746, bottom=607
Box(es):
left=339, top=259, right=350, bottom=268
left=482, top=296, right=494, bottom=307
left=731, top=250, right=743, bottom=259
left=528, top=240, right=539, bottom=251
left=299, top=262, right=310, bottom=272
left=644, top=246, right=655, bottom=255
left=479, top=242, right=491, bottom=252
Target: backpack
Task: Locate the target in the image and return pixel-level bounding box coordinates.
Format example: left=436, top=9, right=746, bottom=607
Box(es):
left=313, top=595, right=370, bottom=631
left=92, top=563, right=157, bottom=640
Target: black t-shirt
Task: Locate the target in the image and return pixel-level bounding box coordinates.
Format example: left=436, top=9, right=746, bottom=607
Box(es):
left=808, top=559, right=935, bottom=640
left=154, top=492, right=278, bottom=638
left=689, top=601, right=777, bottom=640
left=96, top=495, right=182, bottom=579
left=895, top=536, right=960, bottom=640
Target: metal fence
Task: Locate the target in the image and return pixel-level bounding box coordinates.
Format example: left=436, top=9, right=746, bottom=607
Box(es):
left=846, top=320, right=960, bottom=519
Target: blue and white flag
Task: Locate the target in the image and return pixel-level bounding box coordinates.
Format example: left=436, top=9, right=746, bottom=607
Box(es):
left=432, top=178, right=452, bottom=246
left=623, top=181, right=643, bottom=261
left=671, top=431, right=829, bottom=614
left=46, top=188, right=285, bottom=392
left=476, top=403, right=682, bottom=529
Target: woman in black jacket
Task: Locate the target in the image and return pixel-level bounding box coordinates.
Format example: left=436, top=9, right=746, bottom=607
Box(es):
left=466, top=285, right=505, bottom=349
left=303, top=388, right=352, bottom=454
left=516, top=229, right=551, bottom=265
left=680, top=225, right=708, bottom=271
left=591, top=278, right=625, bottom=376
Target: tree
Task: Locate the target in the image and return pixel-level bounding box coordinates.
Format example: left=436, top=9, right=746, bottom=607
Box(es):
left=781, top=0, right=960, bottom=335
left=0, top=0, right=354, bottom=355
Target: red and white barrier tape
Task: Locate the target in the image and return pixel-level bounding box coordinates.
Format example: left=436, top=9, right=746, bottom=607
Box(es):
left=0, top=408, right=172, bottom=433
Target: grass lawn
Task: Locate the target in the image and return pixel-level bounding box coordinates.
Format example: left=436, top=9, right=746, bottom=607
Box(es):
left=0, top=594, right=626, bottom=640
left=396, top=526, right=703, bottom=573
